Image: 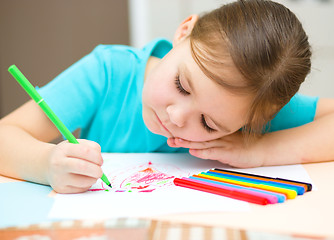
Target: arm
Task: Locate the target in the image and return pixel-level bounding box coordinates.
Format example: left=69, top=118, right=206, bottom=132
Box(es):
left=167, top=98, right=334, bottom=167
left=0, top=46, right=112, bottom=192
left=254, top=98, right=334, bottom=166
left=0, top=100, right=103, bottom=193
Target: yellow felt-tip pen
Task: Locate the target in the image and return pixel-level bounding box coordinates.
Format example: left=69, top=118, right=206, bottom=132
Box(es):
left=196, top=173, right=297, bottom=199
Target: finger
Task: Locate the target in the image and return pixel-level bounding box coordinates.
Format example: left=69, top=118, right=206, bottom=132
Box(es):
left=65, top=157, right=103, bottom=179
left=171, top=137, right=227, bottom=150
left=189, top=147, right=231, bottom=163
left=189, top=148, right=248, bottom=168
left=51, top=170, right=100, bottom=193
left=67, top=173, right=99, bottom=189
left=60, top=141, right=103, bottom=166
left=168, top=137, right=208, bottom=148
left=77, top=139, right=102, bottom=152
left=167, top=138, right=177, bottom=147
left=53, top=184, right=92, bottom=194
left=77, top=139, right=104, bottom=165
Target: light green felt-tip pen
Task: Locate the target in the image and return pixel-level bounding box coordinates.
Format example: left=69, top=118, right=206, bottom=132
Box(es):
left=8, top=65, right=112, bottom=188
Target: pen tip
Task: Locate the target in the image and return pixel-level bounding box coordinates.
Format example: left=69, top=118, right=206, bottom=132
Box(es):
left=108, top=184, right=112, bottom=188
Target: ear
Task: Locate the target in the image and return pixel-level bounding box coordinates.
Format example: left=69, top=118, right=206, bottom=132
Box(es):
left=173, top=14, right=199, bottom=46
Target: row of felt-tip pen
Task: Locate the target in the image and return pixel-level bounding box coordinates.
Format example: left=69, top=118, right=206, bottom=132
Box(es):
left=173, top=168, right=312, bottom=205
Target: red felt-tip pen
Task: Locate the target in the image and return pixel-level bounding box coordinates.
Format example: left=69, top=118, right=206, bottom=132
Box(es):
left=174, top=177, right=269, bottom=205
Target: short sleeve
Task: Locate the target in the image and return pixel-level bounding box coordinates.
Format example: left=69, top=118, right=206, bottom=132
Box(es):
left=266, top=93, right=319, bottom=132
left=37, top=45, right=109, bottom=133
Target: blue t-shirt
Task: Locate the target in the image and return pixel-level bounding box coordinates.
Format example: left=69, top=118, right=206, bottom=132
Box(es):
left=38, top=38, right=318, bottom=152
left=267, top=94, right=318, bottom=132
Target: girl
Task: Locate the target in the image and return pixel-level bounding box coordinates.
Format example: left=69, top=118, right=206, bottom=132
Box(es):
left=1, top=0, right=334, bottom=193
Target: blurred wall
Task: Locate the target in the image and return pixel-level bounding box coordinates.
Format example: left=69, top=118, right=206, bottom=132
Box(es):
left=129, top=0, right=334, bottom=98
left=0, top=0, right=129, bottom=118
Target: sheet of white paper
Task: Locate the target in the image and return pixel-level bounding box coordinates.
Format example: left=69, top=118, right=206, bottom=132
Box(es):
left=48, top=153, right=314, bottom=220
left=49, top=187, right=249, bottom=219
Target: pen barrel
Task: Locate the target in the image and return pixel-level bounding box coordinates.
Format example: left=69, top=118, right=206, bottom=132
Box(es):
left=38, top=100, right=78, bottom=144
left=8, top=65, right=78, bottom=144
left=8, top=65, right=42, bottom=103
left=174, top=178, right=268, bottom=205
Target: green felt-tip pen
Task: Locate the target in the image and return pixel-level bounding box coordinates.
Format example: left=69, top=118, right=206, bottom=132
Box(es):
left=8, top=65, right=112, bottom=188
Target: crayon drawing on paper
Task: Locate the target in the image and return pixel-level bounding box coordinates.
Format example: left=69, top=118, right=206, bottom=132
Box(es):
left=90, top=160, right=188, bottom=192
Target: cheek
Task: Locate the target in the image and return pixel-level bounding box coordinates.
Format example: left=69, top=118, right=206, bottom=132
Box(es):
left=144, top=77, right=174, bottom=108
left=143, top=84, right=166, bottom=109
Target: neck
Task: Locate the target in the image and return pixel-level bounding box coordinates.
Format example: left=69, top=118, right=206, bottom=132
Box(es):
left=144, top=56, right=160, bottom=83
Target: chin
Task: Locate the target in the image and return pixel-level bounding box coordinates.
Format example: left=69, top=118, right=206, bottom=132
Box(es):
left=153, top=127, right=172, bottom=138
left=145, top=122, right=165, bottom=137
left=153, top=128, right=170, bottom=138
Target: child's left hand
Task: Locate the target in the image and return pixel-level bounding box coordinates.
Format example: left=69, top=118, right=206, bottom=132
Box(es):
left=167, top=132, right=264, bottom=168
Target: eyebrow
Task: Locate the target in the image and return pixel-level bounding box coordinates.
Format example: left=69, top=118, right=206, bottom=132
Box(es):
left=180, top=63, right=231, bottom=134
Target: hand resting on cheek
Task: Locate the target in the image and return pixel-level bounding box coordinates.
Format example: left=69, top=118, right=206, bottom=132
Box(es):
left=167, top=131, right=265, bottom=168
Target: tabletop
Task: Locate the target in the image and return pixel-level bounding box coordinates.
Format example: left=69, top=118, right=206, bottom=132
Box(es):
left=1, top=154, right=333, bottom=240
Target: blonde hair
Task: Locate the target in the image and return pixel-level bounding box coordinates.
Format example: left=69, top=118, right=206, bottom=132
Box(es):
left=190, top=0, right=311, bottom=138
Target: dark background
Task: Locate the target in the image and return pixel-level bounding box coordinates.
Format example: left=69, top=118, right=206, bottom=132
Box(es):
left=0, top=0, right=129, bottom=118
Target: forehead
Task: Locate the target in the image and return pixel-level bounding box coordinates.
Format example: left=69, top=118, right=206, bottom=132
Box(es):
left=190, top=38, right=250, bottom=91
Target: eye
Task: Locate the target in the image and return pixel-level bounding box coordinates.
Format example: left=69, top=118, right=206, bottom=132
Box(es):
left=201, top=115, right=215, bottom=133
left=175, top=76, right=190, bottom=96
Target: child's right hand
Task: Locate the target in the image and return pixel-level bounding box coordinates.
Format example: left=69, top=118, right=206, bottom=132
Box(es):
left=46, top=139, right=104, bottom=193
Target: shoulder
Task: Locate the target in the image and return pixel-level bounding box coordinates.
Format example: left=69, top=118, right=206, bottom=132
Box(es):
left=90, top=44, right=142, bottom=65
left=91, top=38, right=172, bottom=63
left=314, top=98, right=334, bottom=120
left=267, top=93, right=319, bottom=132
left=288, top=93, right=319, bottom=108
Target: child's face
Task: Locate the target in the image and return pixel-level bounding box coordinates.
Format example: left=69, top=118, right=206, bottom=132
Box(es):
left=142, top=38, right=253, bottom=142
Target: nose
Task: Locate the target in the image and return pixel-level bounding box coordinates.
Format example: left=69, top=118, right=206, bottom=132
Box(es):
left=166, top=105, right=189, bottom=128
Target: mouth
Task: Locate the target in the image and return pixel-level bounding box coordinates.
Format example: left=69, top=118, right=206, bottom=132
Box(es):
left=155, top=113, right=172, bottom=136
